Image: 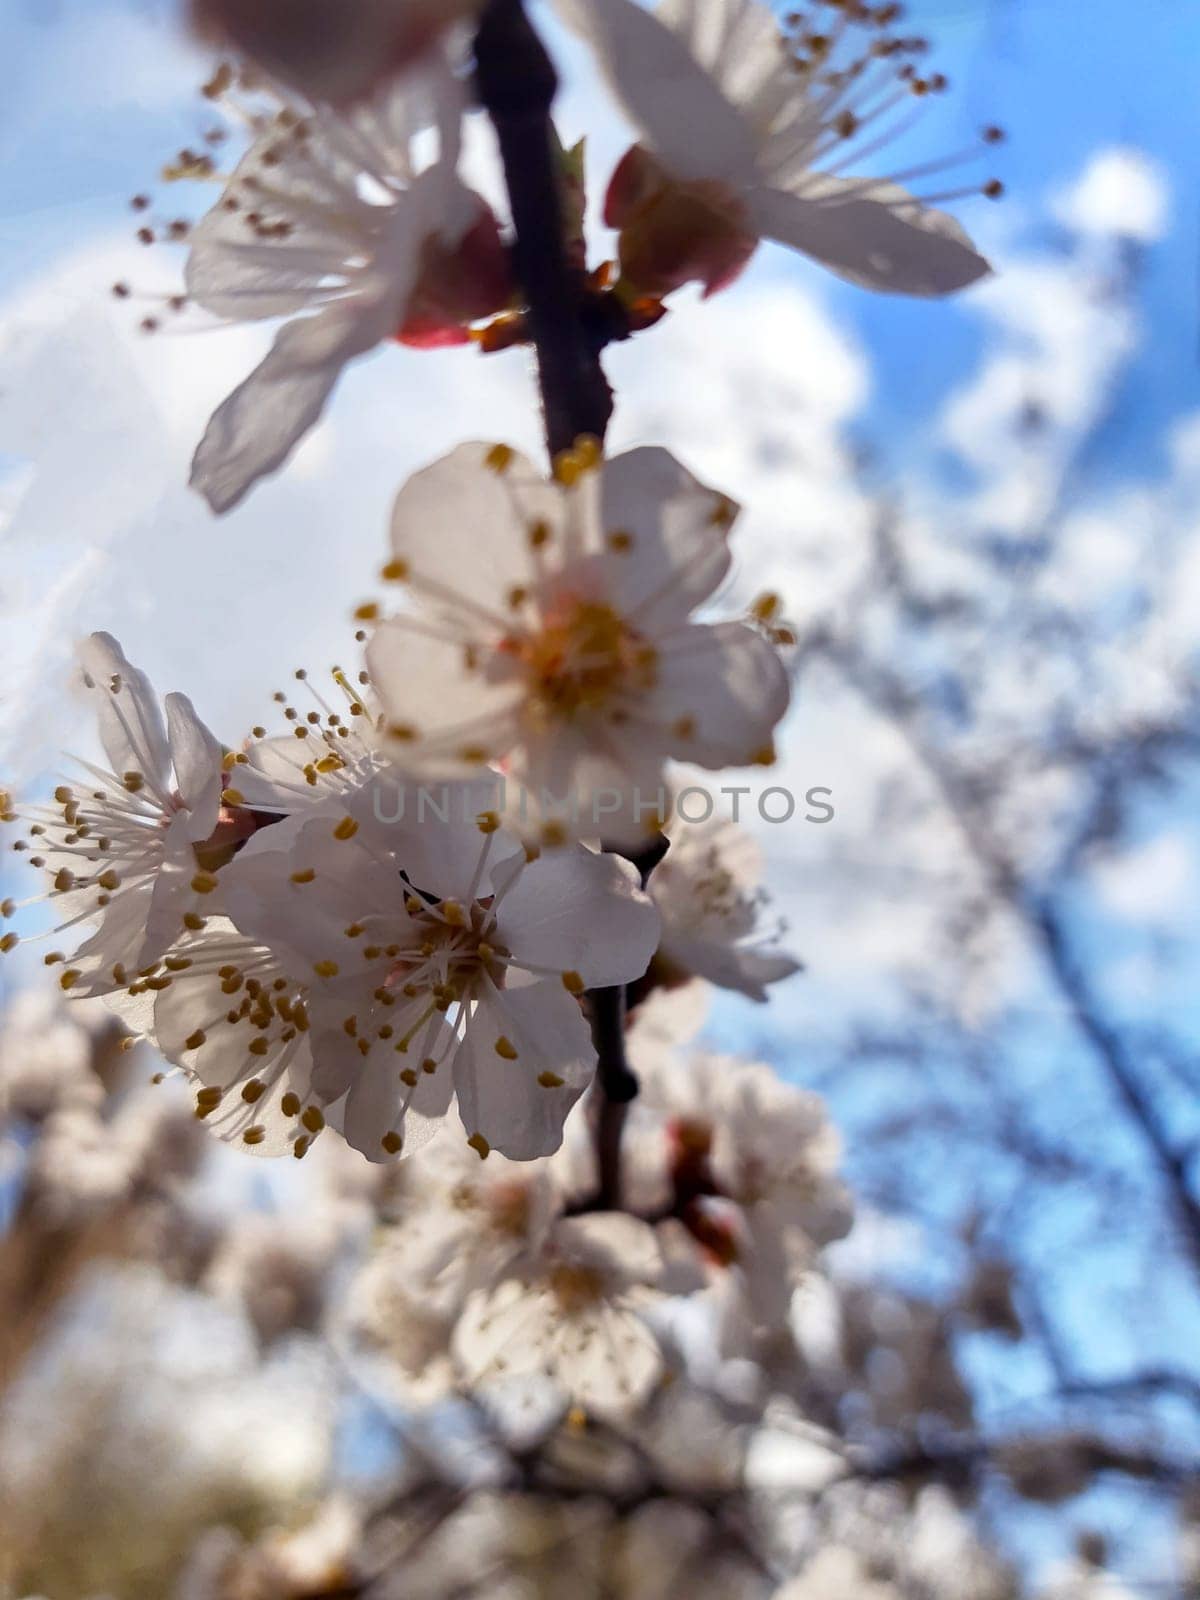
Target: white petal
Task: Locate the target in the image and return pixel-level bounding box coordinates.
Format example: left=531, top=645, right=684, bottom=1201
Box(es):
left=649, top=621, right=790, bottom=766
left=551, top=0, right=759, bottom=184
left=78, top=633, right=170, bottom=794
left=749, top=182, right=991, bottom=297
left=496, top=846, right=659, bottom=988
left=165, top=692, right=224, bottom=837
left=386, top=441, right=562, bottom=621
left=141, top=818, right=206, bottom=966
left=590, top=447, right=734, bottom=633
left=365, top=616, right=525, bottom=772
left=338, top=1027, right=455, bottom=1163
left=191, top=301, right=401, bottom=513
left=348, top=773, right=520, bottom=902
left=659, top=930, right=799, bottom=1001
left=453, top=980, right=595, bottom=1160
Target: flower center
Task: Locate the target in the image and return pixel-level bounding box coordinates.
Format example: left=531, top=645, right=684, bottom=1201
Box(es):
left=513, top=599, right=657, bottom=723
left=548, top=1261, right=607, bottom=1315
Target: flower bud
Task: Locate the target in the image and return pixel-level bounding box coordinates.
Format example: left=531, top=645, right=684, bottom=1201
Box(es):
left=397, top=205, right=514, bottom=349
left=604, top=144, right=758, bottom=301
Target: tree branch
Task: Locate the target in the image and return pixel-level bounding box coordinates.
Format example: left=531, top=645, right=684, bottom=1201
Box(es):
left=474, top=0, right=613, bottom=457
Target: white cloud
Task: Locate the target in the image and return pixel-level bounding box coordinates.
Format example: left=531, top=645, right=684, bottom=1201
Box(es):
left=1089, top=832, right=1197, bottom=923
left=1052, top=146, right=1171, bottom=243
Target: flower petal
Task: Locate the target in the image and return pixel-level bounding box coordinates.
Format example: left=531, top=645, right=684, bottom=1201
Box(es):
left=551, top=0, right=759, bottom=184
left=191, top=301, right=401, bottom=513
left=386, top=441, right=562, bottom=622
left=649, top=621, right=790, bottom=766
left=453, top=980, right=595, bottom=1160
left=497, top=846, right=659, bottom=988
left=590, top=447, right=735, bottom=633
left=748, top=181, right=991, bottom=297
left=78, top=633, right=170, bottom=796
left=365, top=616, right=526, bottom=773
left=165, top=692, right=224, bottom=837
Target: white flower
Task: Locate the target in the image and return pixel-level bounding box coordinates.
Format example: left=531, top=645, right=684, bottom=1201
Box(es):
left=452, top=1212, right=669, bottom=1417
left=187, top=65, right=511, bottom=512
left=554, top=0, right=995, bottom=299
left=218, top=780, right=660, bottom=1160
left=189, top=0, right=484, bottom=106
left=15, top=635, right=227, bottom=996
left=366, top=442, right=789, bottom=844
left=650, top=810, right=799, bottom=999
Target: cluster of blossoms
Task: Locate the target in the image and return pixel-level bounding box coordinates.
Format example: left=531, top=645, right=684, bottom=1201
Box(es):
left=12, top=0, right=997, bottom=1174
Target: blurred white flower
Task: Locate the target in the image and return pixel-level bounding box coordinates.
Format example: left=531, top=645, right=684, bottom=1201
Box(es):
left=554, top=0, right=993, bottom=299
left=187, top=66, right=510, bottom=512
left=367, top=442, right=789, bottom=843
left=13, top=634, right=226, bottom=995
left=453, top=1212, right=670, bottom=1417
left=651, top=811, right=799, bottom=1000
left=189, top=0, right=484, bottom=106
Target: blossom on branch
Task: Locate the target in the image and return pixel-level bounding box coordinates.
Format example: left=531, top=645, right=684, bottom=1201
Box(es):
left=553, top=0, right=997, bottom=300
left=365, top=441, right=790, bottom=844
left=187, top=62, right=511, bottom=512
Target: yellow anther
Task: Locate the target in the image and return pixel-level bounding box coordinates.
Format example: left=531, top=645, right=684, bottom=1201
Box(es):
left=561, top=970, right=585, bottom=995
left=183, top=912, right=206, bottom=931
left=607, top=529, right=633, bottom=552
left=222, top=751, right=239, bottom=771
left=0, top=900, right=12, bottom=919
left=458, top=745, right=489, bottom=764
left=290, top=868, right=316, bottom=884
left=185, top=1029, right=207, bottom=1051
left=241, top=1079, right=266, bottom=1103
left=573, top=434, right=602, bottom=470
left=164, top=956, right=192, bottom=972
left=422, top=1057, right=438, bottom=1074
left=354, top=602, right=379, bottom=622
left=301, top=1105, right=325, bottom=1134
left=122, top=771, right=145, bottom=793
left=467, top=1132, right=491, bottom=1160
left=381, top=1131, right=404, bottom=1155
left=541, top=820, right=568, bottom=848
left=191, top=871, right=219, bottom=895
left=538, top=1071, right=565, bottom=1088
left=567, top=1406, right=588, bottom=1432
left=292, top=1135, right=311, bottom=1159
left=476, top=810, right=501, bottom=835
left=59, top=968, right=81, bottom=990
left=53, top=868, right=75, bottom=892
left=54, top=785, right=73, bottom=804
left=399, top=1068, right=418, bottom=1087
left=485, top=442, right=515, bottom=473
left=97, top=869, right=121, bottom=891
left=313, top=960, right=339, bottom=979
left=44, top=951, right=65, bottom=966
left=248, top=1037, right=270, bottom=1056
left=381, top=557, right=411, bottom=582
left=752, top=591, right=782, bottom=622
left=281, top=1092, right=301, bottom=1117
left=751, top=743, right=777, bottom=767
left=343, top=922, right=364, bottom=938
left=494, top=1036, right=519, bottom=1061
left=242, top=1126, right=267, bottom=1146
left=528, top=519, right=552, bottom=549
left=333, top=815, right=359, bottom=841
left=441, top=900, right=466, bottom=927
left=0, top=932, right=19, bottom=954
left=673, top=715, right=696, bottom=739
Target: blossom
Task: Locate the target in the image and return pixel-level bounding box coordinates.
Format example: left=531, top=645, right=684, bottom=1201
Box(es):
left=217, top=781, right=660, bottom=1160
left=553, top=0, right=995, bottom=300
left=365, top=442, right=790, bottom=844
left=649, top=809, right=800, bottom=999
left=452, top=1212, right=670, bottom=1417
left=187, top=64, right=511, bottom=512
left=189, top=0, right=484, bottom=107
left=11, top=635, right=228, bottom=996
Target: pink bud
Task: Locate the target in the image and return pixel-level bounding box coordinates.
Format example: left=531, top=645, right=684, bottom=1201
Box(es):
left=604, top=145, right=758, bottom=301
left=397, top=203, right=514, bottom=350
left=189, top=0, right=483, bottom=106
